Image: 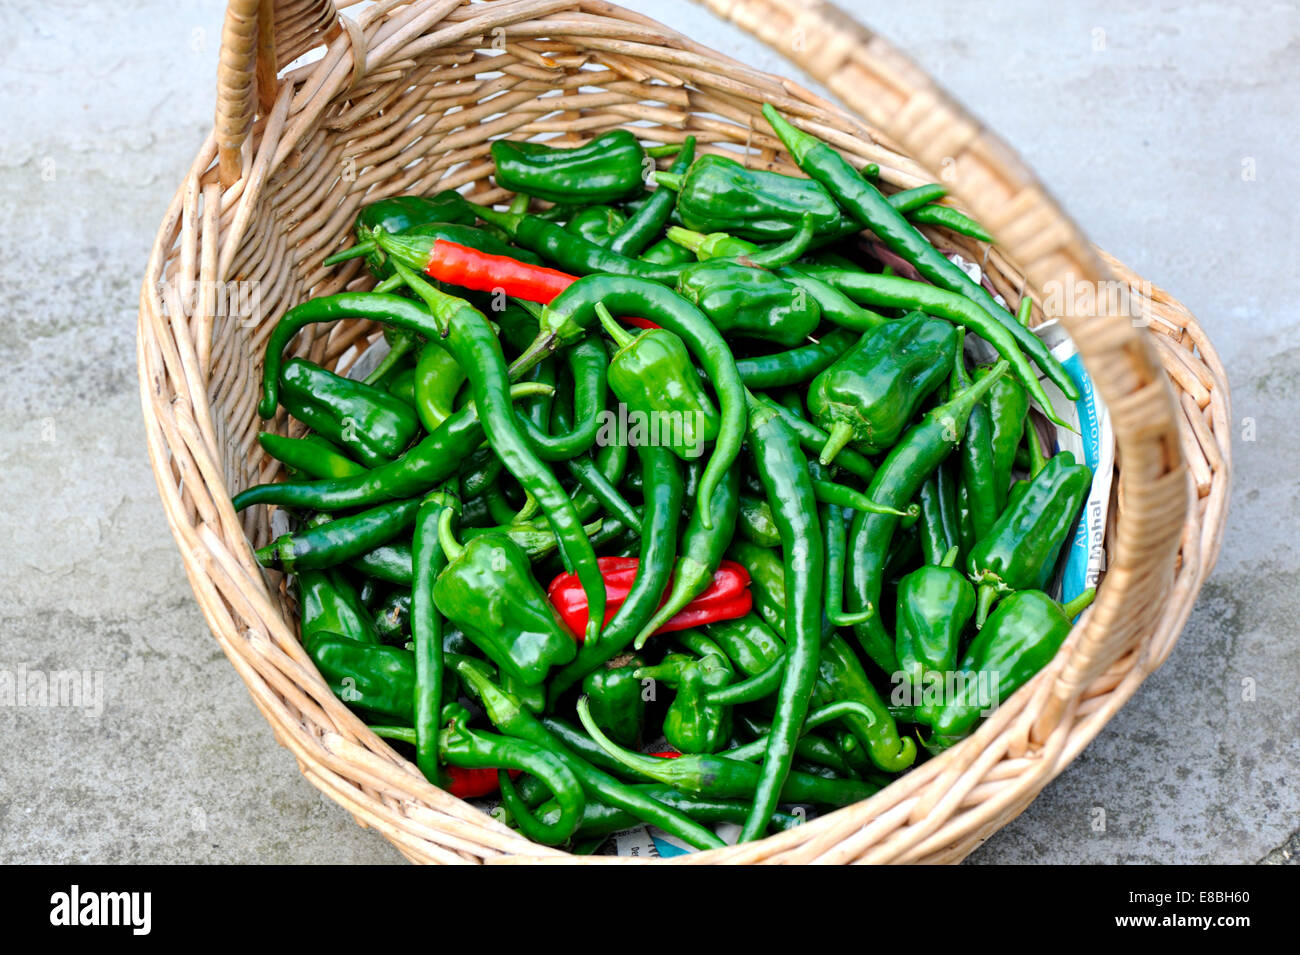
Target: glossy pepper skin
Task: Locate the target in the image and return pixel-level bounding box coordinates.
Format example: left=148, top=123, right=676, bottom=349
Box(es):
left=564, top=205, right=627, bottom=248
left=279, top=358, right=420, bottom=467
left=967, top=451, right=1092, bottom=624
left=807, top=313, right=958, bottom=464
left=258, top=432, right=366, bottom=480
left=581, top=654, right=646, bottom=748
left=597, top=305, right=720, bottom=460
left=676, top=260, right=821, bottom=347
left=304, top=630, right=415, bottom=724
left=894, top=547, right=975, bottom=691
left=298, top=568, right=379, bottom=644
left=659, top=153, right=854, bottom=242
left=491, top=130, right=647, bottom=206
left=637, top=652, right=734, bottom=754
left=432, top=524, right=577, bottom=686
left=916, top=588, right=1095, bottom=749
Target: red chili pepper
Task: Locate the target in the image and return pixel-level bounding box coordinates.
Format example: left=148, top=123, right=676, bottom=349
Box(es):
left=426, top=241, right=659, bottom=329
left=547, top=557, right=751, bottom=642
left=444, top=765, right=523, bottom=799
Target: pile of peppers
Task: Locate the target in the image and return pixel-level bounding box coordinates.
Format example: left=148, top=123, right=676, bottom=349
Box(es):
left=237, top=112, right=1095, bottom=853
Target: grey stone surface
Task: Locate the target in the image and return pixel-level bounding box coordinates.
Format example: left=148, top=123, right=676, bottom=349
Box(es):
left=0, top=0, right=1294, bottom=864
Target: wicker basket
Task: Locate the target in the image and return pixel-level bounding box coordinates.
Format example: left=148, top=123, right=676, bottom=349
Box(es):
left=137, top=0, right=1231, bottom=864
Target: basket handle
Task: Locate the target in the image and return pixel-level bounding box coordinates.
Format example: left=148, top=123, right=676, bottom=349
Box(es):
left=215, top=0, right=338, bottom=185
left=699, top=0, right=1187, bottom=723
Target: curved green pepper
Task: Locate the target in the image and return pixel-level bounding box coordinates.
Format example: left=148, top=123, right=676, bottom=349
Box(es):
left=917, top=588, right=1095, bottom=750
left=258, top=432, right=366, bottom=480
left=581, top=654, right=647, bottom=748
left=597, top=304, right=720, bottom=460
left=412, top=341, right=467, bottom=432
left=279, top=358, right=420, bottom=467
left=894, top=547, right=975, bottom=691
left=807, top=312, right=957, bottom=464
left=967, top=451, right=1093, bottom=624
left=431, top=513, right=576, bottom=686
left=676, top=260, right=821, bottom=347
left=491, top=130, right=647, bottom=205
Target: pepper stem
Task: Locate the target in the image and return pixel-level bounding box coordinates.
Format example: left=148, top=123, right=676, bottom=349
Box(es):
left=652, top=171, right=684, bottom=191
left=595, top=301, right=636, bottom=350
left=819, top=420, right=856, bottom=466
left=1062, top=587, right=1097, bottom=620
left=323, top=242, right=376, bottom=266
left=761, top=103, right=819, bottom=165
left=362, top=331, right=415, bottom=386
left=975, top=583, right=998, bottom=628
left=393, top=262, right=453, bottom=337
left=665, top=225, right=706, bottom=254
left=940, top=545, right=960, bottom=569
left=740, top=213, right=815, bottom=269
left=1016, top=294, right=1034, bottom=328
left=507, top=331, right=560, bottom=381
left=468, top=202, right=520, bottom=235
left=437, top=506, right=464, bottom=562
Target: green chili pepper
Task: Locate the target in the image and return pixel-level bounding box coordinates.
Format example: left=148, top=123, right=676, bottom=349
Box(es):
left=750, top=394, right=876, bottom=485
left=843, top=362, right=1010, bottom=674
left=491, top=130, right=647, bottom=205
left=516, top=334, right=608, bottom=461
left=733, top=327, right=859, bottom=390
left=412, top=341, right=467, bottom=433
left=439, top=716, right=586, bottom=845
left=951, top=336, right=1001, bottom=542
left=808, top=312, right=958, bottom=464
left=917, top=588, right=1096, bottom=750
left=371, top=587, right=411, bottom=643
left=470, top=204, right=684, bottom=284
left=581, top=654, right=647, bottom=748
left=633, top=463, right=740, bottom=650
left=411, top=489, right=456, bottom=780
left=729, top=711, right=858, bottom=777
left=547, top=443, right=685, bottom=703
left=655, top=153, right=856, bottom=242
left=762, top=104, right=1079, bottom=403
left=346, top=192, right=475, bottom=273
left=967, top=451, right=1093, bottom=624
left=564, top=205, right=628, bottom=247
left=457, top=662, right=726, bottom=850
left=822, top=502, right=873, bottom=627
left=609, top=136, right=695, bottom=257
left=907, top=203, right=993, bottom=243
left=515, top=275, right=746, bottom=530
left=597, top=304, right=720, bottom=461
left=676, top=260, right=821, bottom=347
left=258, top=432, right=367, bottom=480
left=636, top=652, right=734, bottom=755
left=256, top=498, right=421, bottom=571
left=298, top=568, right=379, bottom=644
left=235, top=381, right=550, bottom=513
left=916, top=464, right=963, bottom=567
left=895, top=546, right=975, bottom=691
left=735, top=394, right=824, bottom=839
left=985, top=368, right=1029, bottom=510
left=432, top=510, right=576, bottom=686
left=577, top=698, right=874, bottom=808
left=278, top=359, right=420, bottom=467
left=665, top=215, right=817, bottom=269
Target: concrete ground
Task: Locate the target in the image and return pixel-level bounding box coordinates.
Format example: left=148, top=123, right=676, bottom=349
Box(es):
left=0, top=0, right=1294, bottom=864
